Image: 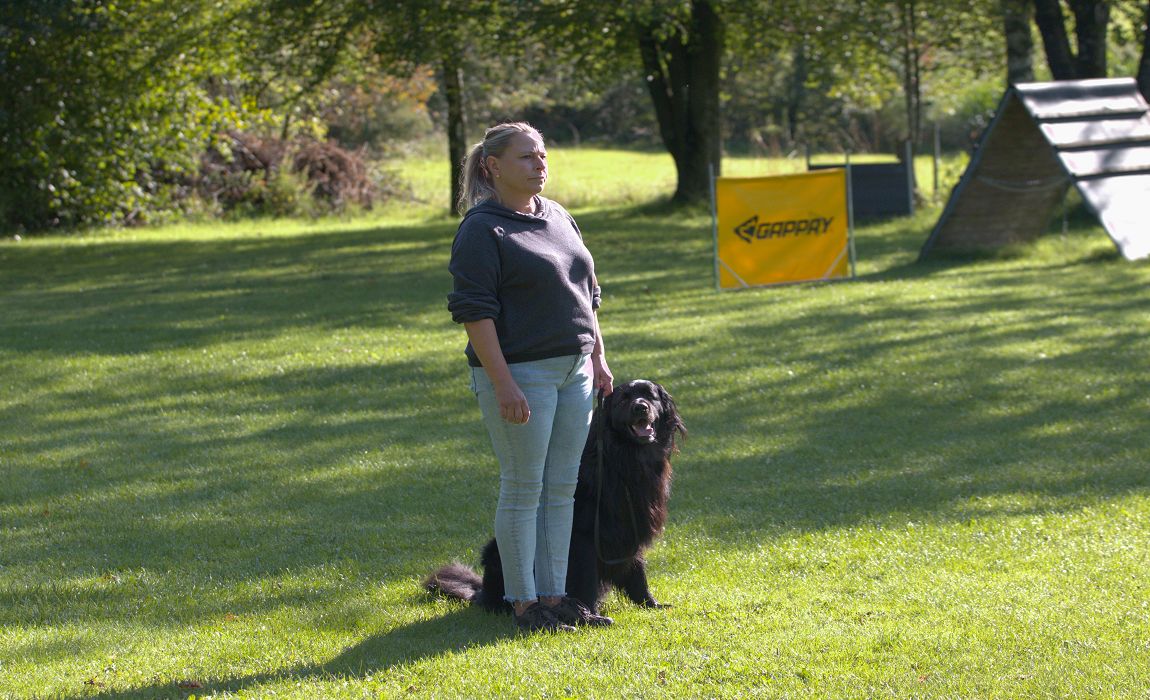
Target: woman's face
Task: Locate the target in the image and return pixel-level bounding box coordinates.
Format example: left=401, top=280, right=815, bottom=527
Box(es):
left=487, top=132, right=547, bottom=202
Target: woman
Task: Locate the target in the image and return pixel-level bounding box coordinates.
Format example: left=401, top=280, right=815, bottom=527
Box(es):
left=448, top=122, right=613, bottom=633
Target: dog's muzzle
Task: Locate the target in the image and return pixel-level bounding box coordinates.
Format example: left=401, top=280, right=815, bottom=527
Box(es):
left=629, top=400, right=657, bottom=442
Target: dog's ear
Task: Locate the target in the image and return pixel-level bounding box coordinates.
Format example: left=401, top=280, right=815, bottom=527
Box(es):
left=656, top=384, right=686, bottom=450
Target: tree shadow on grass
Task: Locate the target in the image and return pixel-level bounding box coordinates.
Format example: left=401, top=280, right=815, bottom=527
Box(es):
left=0, top=219, right=458, bottom=356
left=4, top=209, right=1150, bottom=696
left=0, top=355, right=491, bottom=627
left=639, top=243, right=1150, bottom=541
left=79, top=606, right=514, bottom=700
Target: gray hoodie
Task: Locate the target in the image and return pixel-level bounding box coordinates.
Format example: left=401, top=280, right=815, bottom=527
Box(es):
left=448, top=196, right=601, bottom=368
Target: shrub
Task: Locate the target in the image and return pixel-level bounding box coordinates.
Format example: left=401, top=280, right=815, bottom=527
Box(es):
left=291, top=141, right=376, bottom=210
left=194, top=131, right=391, bottom=218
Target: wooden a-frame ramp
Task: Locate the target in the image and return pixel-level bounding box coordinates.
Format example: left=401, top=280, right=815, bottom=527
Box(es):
left=921, top=78, right=1150, bottom=261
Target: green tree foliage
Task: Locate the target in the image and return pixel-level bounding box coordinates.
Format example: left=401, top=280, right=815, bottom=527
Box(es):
left=255, top=0, right=515, bottom=213
left=319, top=65, right=438, bottom=151
left=0, top=1, right=250, bottom=230
left=723, top=0, right=1004, bottom=157
left=795, top=0, right=1000, bottom=153
left=5, top=0, right=1148, bottom=230
left=516, top=0, right=725, bottom=204
left=1105, top=0, right=1150, bottom=98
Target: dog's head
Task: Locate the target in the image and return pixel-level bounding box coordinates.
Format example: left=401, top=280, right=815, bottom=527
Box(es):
left=602, top=379, right=686, bottom=449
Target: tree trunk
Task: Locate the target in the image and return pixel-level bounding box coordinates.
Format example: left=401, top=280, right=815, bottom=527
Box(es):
left=1002, top=0, right=1035, bottom=84
left=786, top=41, right=807, bottom=147
left=1070, top=0, right=1109, bottom=78
left=637, top=0, right=723, bottom=205
left=683, top=0, right=723, bottom=201
left=638, top=26, right=688, bottom=193
left=441, top=49, right=467, bottom=216
left=1034, top=0, right=1077, bottom=79
left=1139, top=0, right=1150, bottom=100
left=899, top=0, right=922, bottom=157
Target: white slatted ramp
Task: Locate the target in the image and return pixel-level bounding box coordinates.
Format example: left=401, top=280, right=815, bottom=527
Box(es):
left=922, top=78, right=1150, bottom=261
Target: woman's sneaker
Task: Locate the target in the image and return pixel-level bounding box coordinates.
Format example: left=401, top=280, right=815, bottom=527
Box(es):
left=549, top=597, right=614, bottom=627
left=514, top=602, right=577, bottom=633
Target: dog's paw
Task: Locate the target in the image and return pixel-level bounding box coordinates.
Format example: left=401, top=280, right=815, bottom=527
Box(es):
left=641, top=599, right=671, bottom=609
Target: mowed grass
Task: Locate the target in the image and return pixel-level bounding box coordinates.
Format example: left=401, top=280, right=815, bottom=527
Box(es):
left=395, top=144, right=954, bottom=213
left=2, top=148, right=1149, bottom=698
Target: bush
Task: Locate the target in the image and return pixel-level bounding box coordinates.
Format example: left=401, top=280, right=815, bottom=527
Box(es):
left=195, top=131, right=393, bottom=218
left=291, top=141, right=376, bottom=210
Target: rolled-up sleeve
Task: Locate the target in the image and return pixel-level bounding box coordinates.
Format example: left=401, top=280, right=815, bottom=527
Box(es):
left=447, top=224, right=501, bottom=323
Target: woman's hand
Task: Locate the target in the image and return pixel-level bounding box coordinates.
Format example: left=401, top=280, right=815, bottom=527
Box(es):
left=591, top=354, right=613, bottom=397
left=463, top=319, right=530, bottom=424
left=495, top=379, right=531, bottom=424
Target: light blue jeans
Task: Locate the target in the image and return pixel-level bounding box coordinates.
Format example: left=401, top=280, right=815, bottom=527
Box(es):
left=471, top=354, right=593, bottom=603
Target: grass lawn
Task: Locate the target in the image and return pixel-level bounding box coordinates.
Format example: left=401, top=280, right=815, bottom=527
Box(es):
left=2, top=148, right=1149, bottom=698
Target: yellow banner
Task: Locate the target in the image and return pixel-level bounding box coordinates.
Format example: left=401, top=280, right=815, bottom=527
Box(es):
left=714, top=170, right=851, bottom=289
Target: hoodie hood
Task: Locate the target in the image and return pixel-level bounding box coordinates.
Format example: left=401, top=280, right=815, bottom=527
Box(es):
left=462, top=196, right=551, bottom=225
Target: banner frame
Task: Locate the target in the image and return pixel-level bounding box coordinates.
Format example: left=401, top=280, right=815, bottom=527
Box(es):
left=709, top=162, right=720, bottom=291
left=846, top=161, right=857, bottom=278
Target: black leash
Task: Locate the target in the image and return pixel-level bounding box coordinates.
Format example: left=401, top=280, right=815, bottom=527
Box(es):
left=593, top=387, right=643, bottom=566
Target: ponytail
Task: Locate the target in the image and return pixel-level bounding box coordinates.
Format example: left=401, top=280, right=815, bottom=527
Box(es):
left=457, top=122, right=543, bottom=215
left=457, top=142, right=496, bottom=215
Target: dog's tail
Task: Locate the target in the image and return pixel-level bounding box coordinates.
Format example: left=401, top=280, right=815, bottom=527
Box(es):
left=424, top=562, right=483, bottom=603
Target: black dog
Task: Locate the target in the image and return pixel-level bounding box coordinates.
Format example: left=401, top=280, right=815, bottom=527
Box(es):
left=426, top=379, right=686, bottom=617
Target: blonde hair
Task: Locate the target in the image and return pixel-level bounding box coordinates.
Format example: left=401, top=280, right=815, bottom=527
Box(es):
left=457, top=122, right=543, bottom=215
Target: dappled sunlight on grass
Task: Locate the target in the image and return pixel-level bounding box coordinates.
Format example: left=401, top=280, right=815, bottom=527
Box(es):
left=2, top=151, right=1149, bottom=696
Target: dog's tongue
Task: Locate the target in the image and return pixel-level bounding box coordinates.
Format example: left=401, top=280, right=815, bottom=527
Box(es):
left=631, top=422, right=655, bottom=439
